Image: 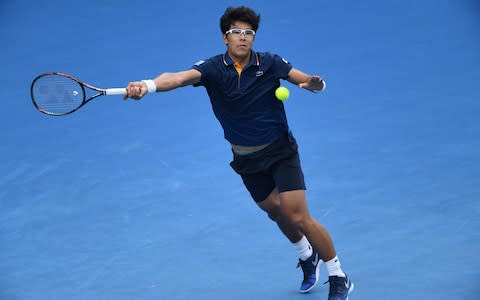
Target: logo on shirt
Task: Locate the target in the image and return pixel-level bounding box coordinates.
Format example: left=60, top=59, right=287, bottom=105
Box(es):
left=256, top=70, right=264, bottom=77
left=194, top=60, right=205, bottom=66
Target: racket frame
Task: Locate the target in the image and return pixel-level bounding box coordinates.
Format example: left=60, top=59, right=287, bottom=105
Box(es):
left=30, top=72, right=125, bottom=116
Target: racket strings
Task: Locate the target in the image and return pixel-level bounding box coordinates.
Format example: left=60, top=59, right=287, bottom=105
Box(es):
left=32, top=75, right=84, bottom=114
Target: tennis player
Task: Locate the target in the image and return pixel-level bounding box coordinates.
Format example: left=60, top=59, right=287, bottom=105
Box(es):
left=125, top=6, right=353, bottom=300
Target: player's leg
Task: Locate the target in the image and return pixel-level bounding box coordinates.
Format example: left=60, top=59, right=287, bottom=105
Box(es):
left=270, top=133, right=353, bottom=299
left=278, top=190, right=353, bottom=299
left=278, top=189, right=336, bottom=260
left=256, top=188, right=321, bottom=293
left=229, top=132, right=352, bottom=297
left=256, top=187, right=303, bottom=242
left=239, top=173, right=306, bottom=246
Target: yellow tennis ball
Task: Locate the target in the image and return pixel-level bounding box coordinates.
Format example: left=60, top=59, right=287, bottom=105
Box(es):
left=275, top=86, right=289, bottom=101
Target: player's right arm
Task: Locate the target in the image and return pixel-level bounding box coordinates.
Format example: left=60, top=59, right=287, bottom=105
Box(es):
left=124, top=69, right=201, bottom=100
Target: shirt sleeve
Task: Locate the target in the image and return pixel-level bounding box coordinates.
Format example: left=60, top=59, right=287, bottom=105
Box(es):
left=271, top=54, right=293, bottom=80
left=192, top=58, right=215, bottom=87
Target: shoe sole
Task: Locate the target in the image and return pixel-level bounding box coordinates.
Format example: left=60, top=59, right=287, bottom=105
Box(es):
left=299, top=260, right=321, bottom=293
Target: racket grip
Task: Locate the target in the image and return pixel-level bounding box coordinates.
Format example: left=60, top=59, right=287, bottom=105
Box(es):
left=105, top=88, right=127, bottom=95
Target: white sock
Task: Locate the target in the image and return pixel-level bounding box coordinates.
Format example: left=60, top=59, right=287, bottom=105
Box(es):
left=325, top=256, right=346, bottom=278
left=293, top=236, right=313, bottom=261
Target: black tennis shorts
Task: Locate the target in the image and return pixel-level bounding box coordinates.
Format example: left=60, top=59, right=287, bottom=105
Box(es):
left=229, top=132, right=306, bottom=202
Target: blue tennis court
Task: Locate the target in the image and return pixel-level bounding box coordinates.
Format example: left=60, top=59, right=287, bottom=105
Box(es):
left=1, top=1, right=479, bottom=299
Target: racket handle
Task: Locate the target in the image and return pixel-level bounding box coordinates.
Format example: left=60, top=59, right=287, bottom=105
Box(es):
left=105, top=88, right=127, bottom=95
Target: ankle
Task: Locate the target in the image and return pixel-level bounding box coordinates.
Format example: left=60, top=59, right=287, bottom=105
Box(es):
left=325, top=256, right=346, bottom=278
left=293, top=236, right=313, bottom=261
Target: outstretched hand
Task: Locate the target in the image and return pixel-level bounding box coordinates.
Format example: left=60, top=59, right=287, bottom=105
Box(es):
left=298, top=76, right=325, bottom=93
left=124, top=81, right=148, bottom=100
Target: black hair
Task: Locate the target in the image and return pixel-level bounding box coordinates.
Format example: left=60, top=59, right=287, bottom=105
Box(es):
left=220, top=6, right=261, bottom=34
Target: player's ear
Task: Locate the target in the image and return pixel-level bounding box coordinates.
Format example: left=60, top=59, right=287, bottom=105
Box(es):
left=223, top=34, right=228, bottom=46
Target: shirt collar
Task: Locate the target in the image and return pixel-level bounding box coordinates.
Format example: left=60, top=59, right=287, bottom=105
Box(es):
left=223, top=50, right=260, bottom=68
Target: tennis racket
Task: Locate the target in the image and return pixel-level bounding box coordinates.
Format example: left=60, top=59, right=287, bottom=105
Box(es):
left=30, top=72, right=126, bottom=116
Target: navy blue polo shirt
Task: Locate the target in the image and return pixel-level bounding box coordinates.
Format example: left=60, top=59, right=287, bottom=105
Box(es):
left=192, top=50, right=293, bottom=146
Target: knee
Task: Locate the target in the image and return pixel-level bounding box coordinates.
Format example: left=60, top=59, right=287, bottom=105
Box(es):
left=260, top=190, right=283, bottom=222
left=283, top=212, right=311, bottom=231
left=266, top=209, right=281, bottom=222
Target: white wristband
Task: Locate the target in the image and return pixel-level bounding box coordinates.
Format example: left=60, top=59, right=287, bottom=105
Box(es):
left=312, top=79, right=326, bottom=93
left=142, top=79, right=156, bottom=93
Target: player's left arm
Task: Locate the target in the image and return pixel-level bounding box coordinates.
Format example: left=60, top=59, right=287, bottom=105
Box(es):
left=287, top=68, right=326, bottom=93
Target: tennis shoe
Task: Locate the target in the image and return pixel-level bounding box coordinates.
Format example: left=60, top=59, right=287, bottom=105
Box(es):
left=326, top=275, right=354, bottom=300
left=297, top=249, right=321, bottom=293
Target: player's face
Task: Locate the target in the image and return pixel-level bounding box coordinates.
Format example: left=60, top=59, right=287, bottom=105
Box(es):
left=223, top=21, right=255, bottom=63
